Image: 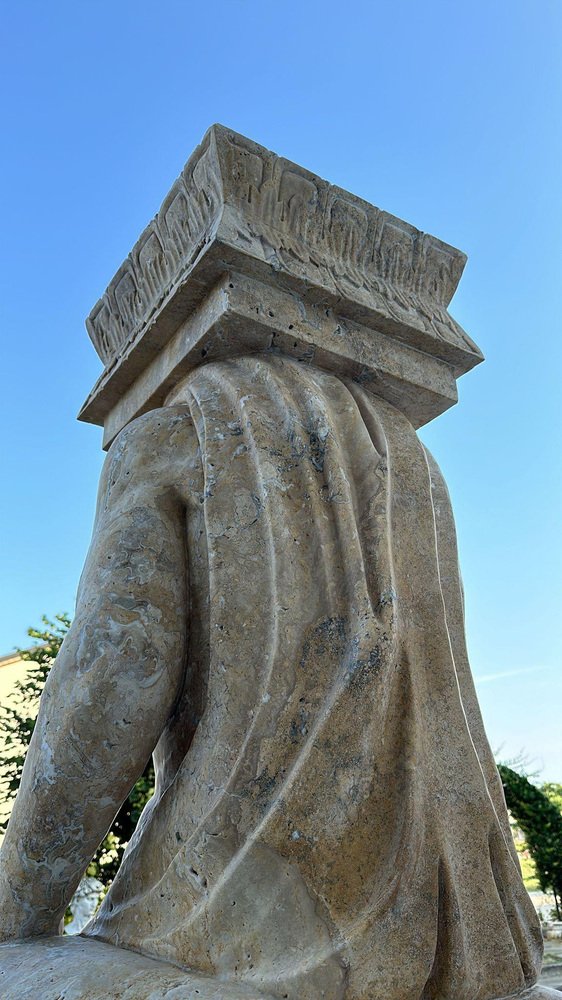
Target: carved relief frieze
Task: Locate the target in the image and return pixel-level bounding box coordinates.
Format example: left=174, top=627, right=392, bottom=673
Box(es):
left=85, top=125, right=473, bottom=383
left=86, top=129, right=223, bottom=364
left=160, top=182, right=193, bottom=268
left=113, top=265, right=140, bottom=331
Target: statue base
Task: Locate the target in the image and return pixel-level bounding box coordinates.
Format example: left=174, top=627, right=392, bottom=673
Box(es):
left=1, top=937, right=562, bottom=1000
left=0, top=936, right=275, bottom=999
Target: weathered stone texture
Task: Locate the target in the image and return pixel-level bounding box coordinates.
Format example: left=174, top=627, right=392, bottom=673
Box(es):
left=0, top=127, right=556, bottom=1000
left=78, top=125, right=483, bottom=444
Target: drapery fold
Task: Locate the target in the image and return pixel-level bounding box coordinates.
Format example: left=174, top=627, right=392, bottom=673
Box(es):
left=86, top=354, right=541, bottom=1000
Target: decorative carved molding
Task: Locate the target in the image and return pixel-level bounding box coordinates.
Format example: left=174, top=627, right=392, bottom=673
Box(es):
left=85, top=125, right=480, bottom=378
left=86, top=131, right=223, bottom=366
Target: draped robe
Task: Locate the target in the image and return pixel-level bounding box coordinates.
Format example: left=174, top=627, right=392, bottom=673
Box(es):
left=83, top=353, right=542, bottom=1000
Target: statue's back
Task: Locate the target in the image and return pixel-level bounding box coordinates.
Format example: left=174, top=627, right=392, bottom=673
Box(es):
left=83, top=355, right=541, bottom=1000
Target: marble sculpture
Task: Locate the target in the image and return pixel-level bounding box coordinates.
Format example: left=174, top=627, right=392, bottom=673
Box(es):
left=0, top=125, right=558, bottom=1000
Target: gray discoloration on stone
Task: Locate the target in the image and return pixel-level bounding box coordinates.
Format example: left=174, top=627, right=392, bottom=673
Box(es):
left=0, top=128, right=556, bottom=1000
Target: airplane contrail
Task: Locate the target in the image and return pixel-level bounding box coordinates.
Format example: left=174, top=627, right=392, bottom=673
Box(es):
left=474, top=666, right=547, bottom=684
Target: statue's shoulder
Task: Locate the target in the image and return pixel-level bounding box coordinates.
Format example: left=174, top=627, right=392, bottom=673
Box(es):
left=110, top=404, right=195, bottom=452
left=99, top=404, right=200, bottom=507
left=107, top=405, right=196, bottom=464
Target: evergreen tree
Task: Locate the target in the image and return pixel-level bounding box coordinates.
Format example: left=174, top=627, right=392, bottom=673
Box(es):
left=543, top=783, right=562, bottom=815
left=498, top=764, right=562, bottom=919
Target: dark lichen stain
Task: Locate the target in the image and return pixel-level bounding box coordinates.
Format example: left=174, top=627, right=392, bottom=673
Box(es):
left=319, top=483, right=345, bottom=504
left=251, top=769, right=278, bottom=802
left=284, top=422, right=331, bottom=475
left=299, top=617, right=348, bottom=670
left=308, top=430, right=327, bottom=472
left=250, top=494, right=263, bottom=521
left=239, top=768, right=284, bottom=819
left=289, top=704, right=310, bottom=744
left=345, top=644, right=384, bottom=693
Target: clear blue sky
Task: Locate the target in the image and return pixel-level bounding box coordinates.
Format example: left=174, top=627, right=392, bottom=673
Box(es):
left=1, top=1, right=561, bottom=778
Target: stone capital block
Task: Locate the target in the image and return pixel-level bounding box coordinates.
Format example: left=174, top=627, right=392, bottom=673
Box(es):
left=79, top=124, right=482, bottom=446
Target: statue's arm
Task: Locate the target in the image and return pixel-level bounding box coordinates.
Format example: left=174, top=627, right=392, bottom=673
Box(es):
left=0, top=407, right=194, bottom=940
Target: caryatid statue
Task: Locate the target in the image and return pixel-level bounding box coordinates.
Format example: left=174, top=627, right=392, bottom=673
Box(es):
left=0, top=127, right=558, bottom=1000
